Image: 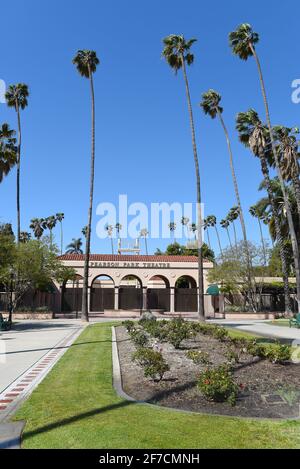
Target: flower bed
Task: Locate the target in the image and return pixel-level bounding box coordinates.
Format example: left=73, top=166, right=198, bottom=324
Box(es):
left=116, top=318, right=300, bottom=419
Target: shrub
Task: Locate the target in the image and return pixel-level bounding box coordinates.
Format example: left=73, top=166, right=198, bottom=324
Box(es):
left=198, top=365, right=239, bottom=405
left=264, top=342, right=291, bottom=364
left=211, top=326, right=229, bottom=342
left=185, top=350, right=211, bottom=365
left=130, top=329, right=149, bottom=348
left=224, top=347, right=240, bottom=364
left=246, top=339, right=266, bottom=358
left=141, top=319, right=169, bottom=342
left=122, top=320, right=136, bottom=333
left=165, top=318, right=191, bottom=349
left=132, top=348, right=169, bottom=381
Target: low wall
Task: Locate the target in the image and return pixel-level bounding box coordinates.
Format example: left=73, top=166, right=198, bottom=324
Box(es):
left=2, top=312, right=54, bottom=320
left=224, top=312, right=283, bottom=320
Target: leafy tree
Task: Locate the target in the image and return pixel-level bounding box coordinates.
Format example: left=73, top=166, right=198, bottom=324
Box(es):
left=0, top=238, right=63, bottom=321
left=208, top=242, right=265, bottom=312
left=73, top=50, right=99, bottom=322
left=162, top=34, right=204, bottom=320
left=5, top=84, right=29, bottom=242
left=155, top=242, right=214, bottom=262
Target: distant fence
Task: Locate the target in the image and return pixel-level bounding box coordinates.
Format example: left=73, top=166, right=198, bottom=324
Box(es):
left=0, top=289, right=61, bottom=313
left=224, top=293, right=298, bottom=313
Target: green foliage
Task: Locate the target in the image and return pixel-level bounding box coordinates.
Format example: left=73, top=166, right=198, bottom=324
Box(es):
left=263, top=342, right=291, bottom=364
left=165, top=317, right=192, bottom=349
left=132, top=348, right=169, bottom=382
left=198, top=365, right=239, bottom=405
left=122, top=320, right=136, bottom=333
left=185, top=350, right=211, bottom=365
left=224, top=347, right=241, bottom=365
left=129, top=329, right=149, bottom=348
left=154, top=242, right=215, bottom=262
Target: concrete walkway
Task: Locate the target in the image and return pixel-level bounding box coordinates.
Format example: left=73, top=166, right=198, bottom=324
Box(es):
left=0, top=319, right=83, bottom=396
left=210, top=319, right=300, bottom=342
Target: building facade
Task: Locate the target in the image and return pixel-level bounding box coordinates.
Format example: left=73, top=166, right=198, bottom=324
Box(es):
left=58, top=254, right=216, bottom=315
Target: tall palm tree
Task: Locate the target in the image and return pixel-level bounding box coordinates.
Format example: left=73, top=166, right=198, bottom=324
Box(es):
left=5, top=84, right=29, bottom=243
left=168, top=222, right=177, bottom=243
left=206, top=215, right=223, bottom=257
left=200, top=90, right=249, bottom=248
left=0, top=123, right=17, bottom=182
left=139, top=228, right=149, bottom=255
left=203, top=219, right=211, bottom=250
left=162, top=34, right=204, bottom=320
left=73, top=50, right=99, bottom=322
left=29, top=218, right=45, bottom=240
left=220, top=218, right=233, bottom=249
left=56, top=213, right=65, bottom=255
left=230, top=24, right=300, bottom=312
left=273, top=126, right=300, bottom=219
left=105, top=224, right=114, bottom=254
left=236, top=110, right=292, bottom=313
left=66, top=238, right=83, bottom=254
left=45, top=215, right=57, bottom=248
left=249, top=205, right=268, bottom=267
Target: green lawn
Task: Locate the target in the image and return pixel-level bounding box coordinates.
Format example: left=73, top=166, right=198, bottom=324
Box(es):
left=270, top=319, right=291, bottom=328
left=15, top=322, right=300, bottom=449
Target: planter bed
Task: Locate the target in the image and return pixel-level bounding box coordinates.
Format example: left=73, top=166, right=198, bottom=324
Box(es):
left=116, top=325, right=300, bottom=419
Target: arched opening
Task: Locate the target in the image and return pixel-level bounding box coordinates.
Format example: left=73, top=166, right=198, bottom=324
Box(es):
left=119, top=275, right=142, bottom=310
left=90, top=275, right=115, bottom=312
left=175, top=275, right=197, bottom=312
left=62, top=274, right=83, bottom=315
left=147, top=275, right=170, bottom=311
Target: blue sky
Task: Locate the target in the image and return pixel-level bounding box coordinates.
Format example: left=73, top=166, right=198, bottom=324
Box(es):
left=1, top=0, right=300, bottom=256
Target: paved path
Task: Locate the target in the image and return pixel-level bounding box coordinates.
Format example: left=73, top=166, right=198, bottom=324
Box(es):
left=0, top=320, right=83, bottom=396
left=210, top=319, right=300, bottom=342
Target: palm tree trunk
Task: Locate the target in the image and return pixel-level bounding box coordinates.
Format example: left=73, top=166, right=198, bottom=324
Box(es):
left=60, top=221, right=63, bottom=255
left=16, top=103, right=21, bottom=243
left=205, top=228, right=212, bottom=251
left=110, top=236, right=114, bottom=255
left=214, top=226, right=223, bottom=258
left=217, top=111, right=256, bottom=309
left=257, top=217, right=267, bottom=267
left=81, top=68, right=96, bottom=322
left=226, top=228, right=233, bottom=249
left=181, top=55, right=205, bottom=320
left=259, top=152, right=292, bottom=314
left=292, top=175, right=300, bottom=223
left=145, top=237, right=148, bottom=255
left=232, top=221, right=238, bottom=246
left=250, top=43, right=300, bottom=313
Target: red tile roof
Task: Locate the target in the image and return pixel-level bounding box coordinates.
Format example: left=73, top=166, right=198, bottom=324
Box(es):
left=58, top=254, right=201, bottom=263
